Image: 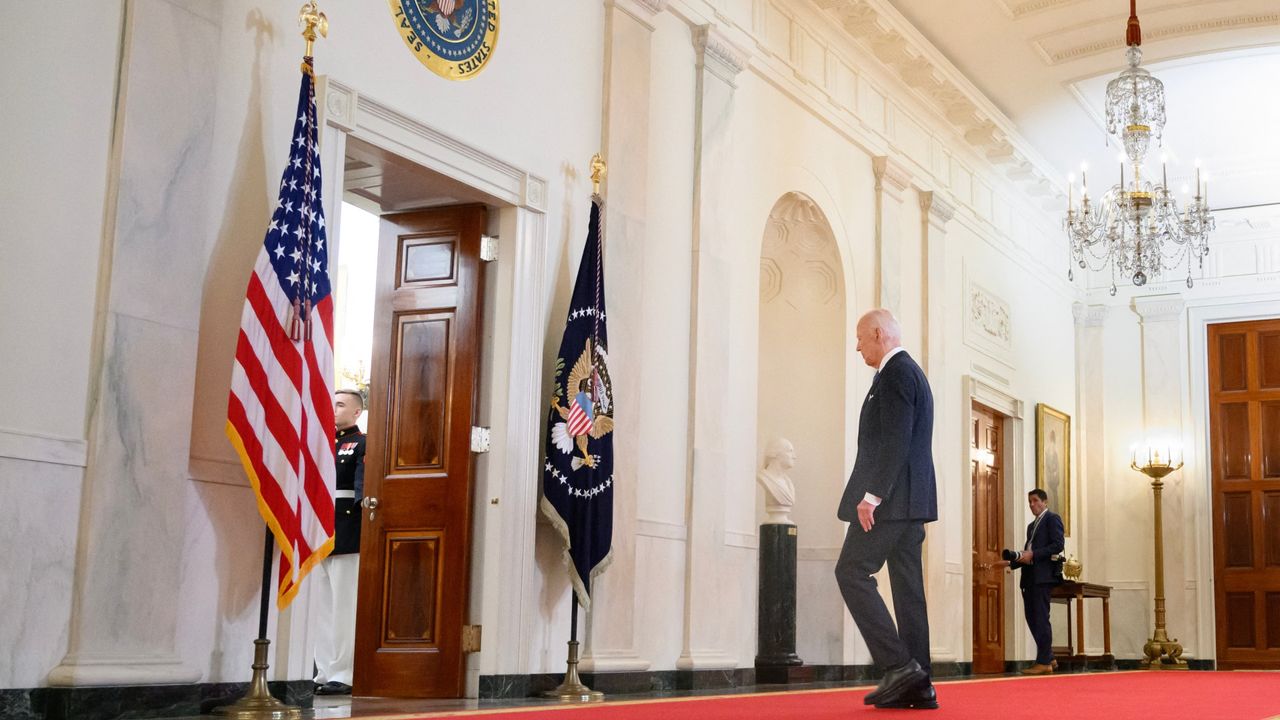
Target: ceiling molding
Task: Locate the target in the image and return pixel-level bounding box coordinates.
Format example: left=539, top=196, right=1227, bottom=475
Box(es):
left=1033, top=8, right=1280, bottom=65
left=993, top=0, right=1074, bottom=20
left=813, top=0, right=1065, bottom=201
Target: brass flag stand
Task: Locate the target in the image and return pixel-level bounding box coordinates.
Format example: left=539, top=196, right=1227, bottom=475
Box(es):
left=214, top=5, right=328, bottom=717
left=213, top=530, right=303, bottom=719
left=543, top=597, right=603, bottom=703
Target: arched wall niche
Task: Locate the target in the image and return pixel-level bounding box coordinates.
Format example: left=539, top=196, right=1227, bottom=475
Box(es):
left=757, top=191, right=848, bottom=665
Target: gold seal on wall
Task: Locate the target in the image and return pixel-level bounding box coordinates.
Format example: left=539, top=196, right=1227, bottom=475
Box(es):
left=390, top=0, right=499, bottom=81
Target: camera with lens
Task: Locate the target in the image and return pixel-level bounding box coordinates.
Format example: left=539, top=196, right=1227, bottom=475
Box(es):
left=1001, top=549, right=1021, bottom=562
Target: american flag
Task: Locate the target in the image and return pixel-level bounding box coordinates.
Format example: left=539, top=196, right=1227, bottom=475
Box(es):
left=225, top=59, right=336, bottom=609
left=566, top=393, right=594, bottom=436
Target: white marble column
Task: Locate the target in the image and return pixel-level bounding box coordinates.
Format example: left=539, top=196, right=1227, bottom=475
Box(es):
left=872, top=156, right=912, bottom=315
left=48, top=0, right=216, bottom=685
left=917, top=191, right=960, bottom=662
left=678, top=23, right=748, bottom=672
left=578, top=0, right=665, bottom=674
left=1073, top=304, right=1109, bottom=589
left=1131, top=296, right=1195, bottom=655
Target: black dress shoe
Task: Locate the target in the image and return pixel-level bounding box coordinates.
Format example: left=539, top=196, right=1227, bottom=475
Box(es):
left=314, top=681, right=352, bottom=696
left=863, top=660, right=928, bottom=706
left=875, top=683, right=938, bottom=710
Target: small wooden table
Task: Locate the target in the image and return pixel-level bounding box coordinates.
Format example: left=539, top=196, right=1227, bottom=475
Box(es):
left=1050, top=581, right=1116, bottom=670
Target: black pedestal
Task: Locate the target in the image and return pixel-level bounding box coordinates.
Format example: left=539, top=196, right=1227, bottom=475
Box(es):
left=756, top=523, right=802, bottom=676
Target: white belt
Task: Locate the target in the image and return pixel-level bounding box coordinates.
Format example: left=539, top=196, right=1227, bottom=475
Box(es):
left=335, top=490, right=356, bottom=499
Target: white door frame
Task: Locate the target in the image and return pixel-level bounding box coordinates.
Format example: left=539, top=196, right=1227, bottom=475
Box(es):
left=1184, top=295, right=1280, bottom=662
left=963, top=375, right=1026, bottom=665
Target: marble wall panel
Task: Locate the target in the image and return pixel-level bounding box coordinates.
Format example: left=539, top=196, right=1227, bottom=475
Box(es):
left=634, top=535, right=687, bottom=669
left=175, top=480, right=270, bottom=682
left=73, top=316, right=201, bottom=659
left=108, top=0, right=219, bottom=329
left=796, top=557, right=843, bottom=664
left=0, top=458, right=82, bottom=688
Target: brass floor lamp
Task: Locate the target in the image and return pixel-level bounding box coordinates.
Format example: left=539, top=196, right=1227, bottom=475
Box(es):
left=1130, top=443, right=1189, bottom=670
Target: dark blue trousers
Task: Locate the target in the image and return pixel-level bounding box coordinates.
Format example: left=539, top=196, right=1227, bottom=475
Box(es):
left=1021, top=583, right=1054, bottom=664
left=835, top=520, right=930, bottom=674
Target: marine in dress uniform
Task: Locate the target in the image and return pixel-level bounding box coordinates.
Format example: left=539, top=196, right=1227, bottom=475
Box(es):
left=314, top=390, right=365, bottom=695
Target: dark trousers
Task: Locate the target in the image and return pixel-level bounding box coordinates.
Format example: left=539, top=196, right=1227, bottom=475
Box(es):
left=835, top=520, right=930, bottom=674
left=1022, top=583, right=1054, bottom=664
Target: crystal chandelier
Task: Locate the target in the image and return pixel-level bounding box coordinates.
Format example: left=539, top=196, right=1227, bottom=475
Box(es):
left=1065, top=0, right=1213, bottom=295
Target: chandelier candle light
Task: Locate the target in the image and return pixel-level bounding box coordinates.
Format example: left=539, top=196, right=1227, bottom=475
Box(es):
left=1064, top=0, right=1213, bottom=295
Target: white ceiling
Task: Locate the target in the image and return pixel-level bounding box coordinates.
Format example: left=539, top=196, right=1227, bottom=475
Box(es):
left=883, top=0, right=1280, bottom=214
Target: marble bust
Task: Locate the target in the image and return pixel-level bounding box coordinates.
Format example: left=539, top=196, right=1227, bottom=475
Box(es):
left=757, top=437, right=797, bottom=525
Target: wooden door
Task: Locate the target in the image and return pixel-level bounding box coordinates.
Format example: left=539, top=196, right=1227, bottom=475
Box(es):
left=354, top=205, right=485, bottom=697
left=972, top=403, right=1006, bottom=674
left=1209, top=319, right=1280, bottom=669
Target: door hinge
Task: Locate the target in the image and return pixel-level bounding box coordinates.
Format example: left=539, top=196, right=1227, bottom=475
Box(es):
left=480, top=235, right=499, bottom=262
left=462, top=624, right=482, bottom=653
left=470, top=426, right=491, bottom=453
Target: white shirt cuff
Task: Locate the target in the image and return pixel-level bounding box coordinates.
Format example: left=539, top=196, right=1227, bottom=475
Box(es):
left=862, top=493, right=881, bottom=506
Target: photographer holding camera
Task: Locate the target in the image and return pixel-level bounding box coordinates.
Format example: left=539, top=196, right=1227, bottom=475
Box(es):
left=997, top=488, right=1065, bottom=675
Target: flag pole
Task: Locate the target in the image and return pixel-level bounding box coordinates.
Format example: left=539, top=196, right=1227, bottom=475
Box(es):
left=542, top=595, right=602, bottom=702
left=543, top=155, right=608, bottom=704
left=213, top=529, right=300, bottom=718
left=213, top=4, right=328, bottom=718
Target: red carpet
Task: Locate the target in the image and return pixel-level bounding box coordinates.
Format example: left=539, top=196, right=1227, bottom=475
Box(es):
left=414, top=672, right=1280, bottom=719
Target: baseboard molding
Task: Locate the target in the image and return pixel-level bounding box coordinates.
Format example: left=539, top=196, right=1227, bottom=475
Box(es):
left=1115, top=659, right=1216, bottom=671
left=0, top=680, right=312, bottom=720
left=478, top=662, right=975, bottom=699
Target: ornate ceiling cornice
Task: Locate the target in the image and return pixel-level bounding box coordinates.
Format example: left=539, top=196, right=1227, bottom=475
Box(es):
left=812, top=0, right=1061, bottom=201
left=693, top=24, right=750, bottom=85
left=1035, top=11, right=1280, bottom=65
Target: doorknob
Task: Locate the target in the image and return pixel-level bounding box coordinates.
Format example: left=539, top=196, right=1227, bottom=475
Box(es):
left=362, top=496, right=378, bottom=521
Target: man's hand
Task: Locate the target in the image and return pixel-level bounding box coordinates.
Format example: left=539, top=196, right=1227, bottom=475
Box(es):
left=1018, top=550, right=1033, bottom=564
left=857, top=499, right=876, bottom=532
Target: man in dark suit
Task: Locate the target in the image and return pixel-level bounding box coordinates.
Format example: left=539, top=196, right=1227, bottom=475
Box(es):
left=999, top=488, right=1065, bottom=675
left=314, top=389, right=366, bottom=695
left=836, top=309, right=938, bottom=710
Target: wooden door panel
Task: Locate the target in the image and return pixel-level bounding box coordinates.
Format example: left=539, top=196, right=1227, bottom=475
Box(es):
left=1225, top=593, right=1255, bottom=648
left=1260, top=333, right=1280, bottom=389
left=1218, top=332, right=1248, bottom=392
left=1265, top=493, right=1280, bottom=568
left=1218, top=403, right=1253, bottom=481
left=355, top=205, right=485, bottom=697
left=1263, top=402, right=1280, bottom=479
left=384, top=531, right=442, bottom=643
left=1268, top=594, right=1280, bottom=648
left=401, top=239, right=458, bottom=285
left=1209, top=319, right=1280, bottom=669
left=972, top=404, right=1005, bottom=674
left=390, top=313, right=452, bottom=471
left=1222, top=493, right=1254, bottom=568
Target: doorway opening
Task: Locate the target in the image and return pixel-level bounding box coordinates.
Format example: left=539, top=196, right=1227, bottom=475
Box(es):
left=327, top=135, right=497, bottom=699
left=971, top=401, right=1007, bottom=674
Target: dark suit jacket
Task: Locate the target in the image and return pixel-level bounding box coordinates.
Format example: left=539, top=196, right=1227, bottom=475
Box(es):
left=333, top=426, right=365, bottom=556
left=839, top=351, right=938, bottom=523
left=1011, top=510, right=1064, bottom=588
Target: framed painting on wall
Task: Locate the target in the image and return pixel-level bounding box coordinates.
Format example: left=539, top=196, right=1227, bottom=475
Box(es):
left=1036, top=403, right=1071, bottom=536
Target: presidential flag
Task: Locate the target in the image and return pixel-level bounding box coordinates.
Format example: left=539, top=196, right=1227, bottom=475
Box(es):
left=225, top=58, right=336, bottom=609
left=541, top=196, right=614, bottom=610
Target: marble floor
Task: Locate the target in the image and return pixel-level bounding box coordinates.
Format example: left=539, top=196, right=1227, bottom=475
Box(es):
left=166, top=679, right=882, bottom=719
